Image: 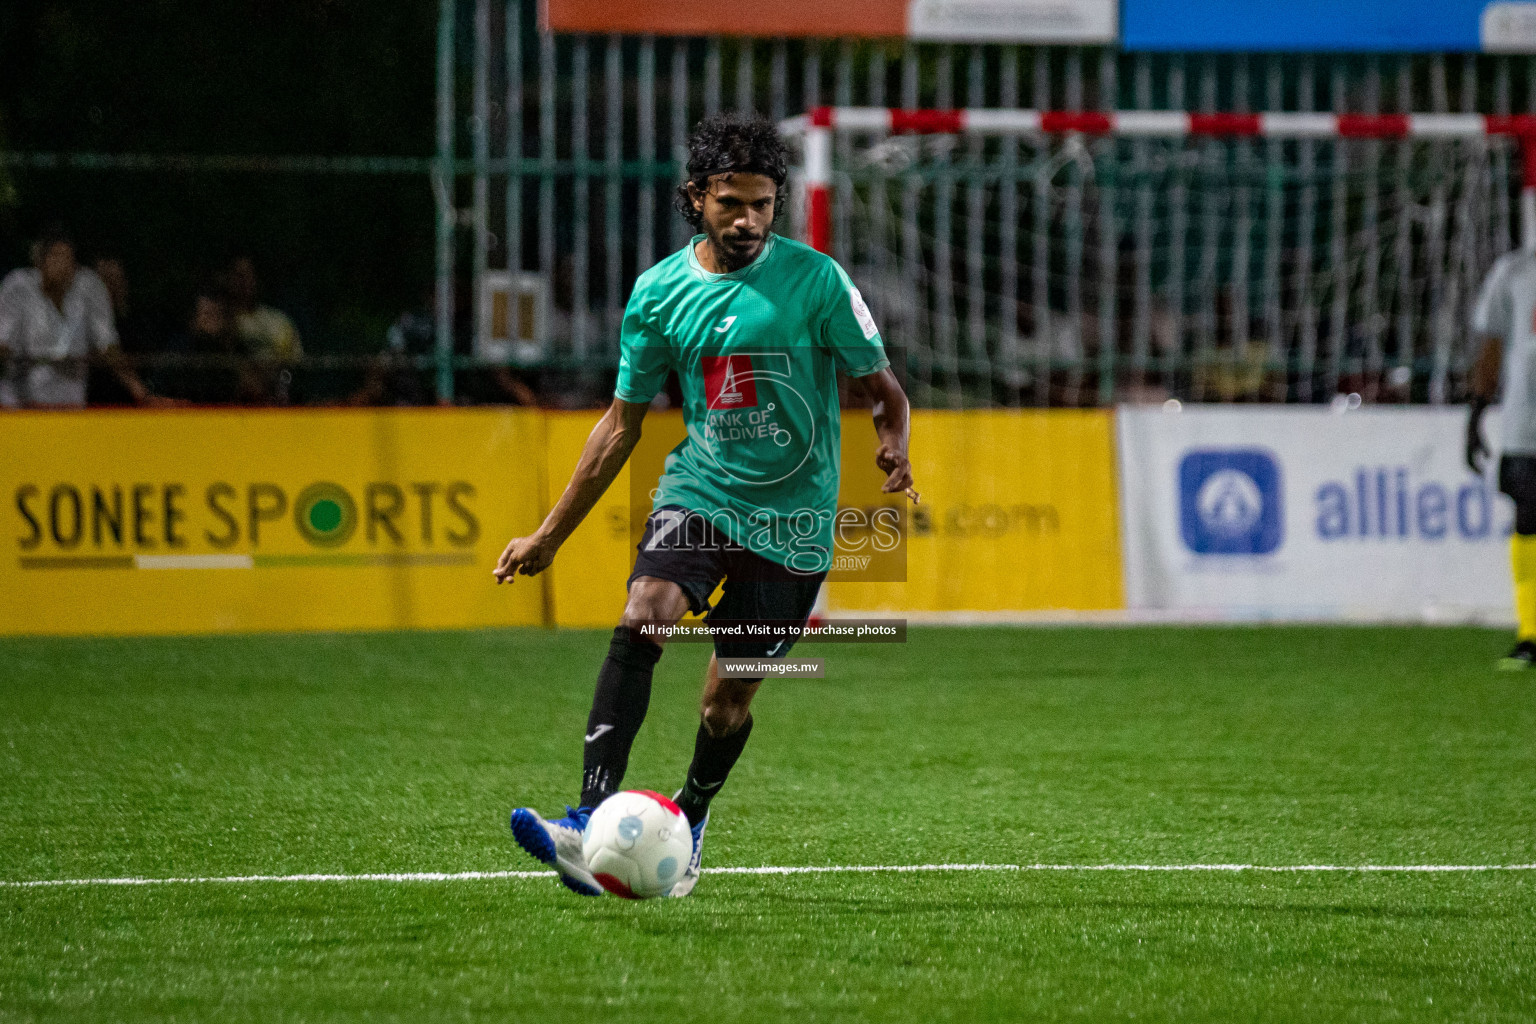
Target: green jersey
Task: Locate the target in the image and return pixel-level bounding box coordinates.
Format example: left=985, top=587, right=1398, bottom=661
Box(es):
left=615, top=233, right=889, bottom=573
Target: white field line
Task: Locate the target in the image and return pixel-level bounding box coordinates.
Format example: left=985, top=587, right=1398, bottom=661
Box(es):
left=3, top=870, right=555, bottom=888
left=5, top=862, right=1536, bottom=889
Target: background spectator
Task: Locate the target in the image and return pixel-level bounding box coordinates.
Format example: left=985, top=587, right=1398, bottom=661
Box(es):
left=92, top=257, right=137, bottom=348
left=224, top=254, right=300, bottom=404
left=86, top=255, right=146, bottom=405
left=226, top=255, right=301, bottom=361
left=159, top=288, right=261, bottom=405
left=0, top=225, right=170, bottom=409
left=350, top=289, right=540, bottom=407
left=347, top=293, right=435, bottom=406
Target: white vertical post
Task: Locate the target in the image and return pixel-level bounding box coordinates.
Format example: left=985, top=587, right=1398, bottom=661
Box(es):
left=1032, top=48, right=1052, bottom=407
left=965, top=45, right=988, bottom=390
left=935, top=45, right=960, bottom=406
left=538, top=31, right=555, bottom=348
left=998, top=45, right=1020, bottom=405
left=1295, top=57, right=1319, bottom=402
left=605, top=34, right=623, bottom=347
left=1095, top=47, right=1117, bottom=405
left=1131, top=52, right=1153, bottom=393
left=671, top=42, right=689, bottom=251
left=805, top=113, right=833, bottom=253
left=637, top=37, right=656, bottom=272
left=571, top=39, right=590, bottom=360
left=472, top=0, right=490, bottom=361
left=434, top=0, right=456, bottom=404
left=505, top=0, right=522, bottom=281
left=833, top=41, right=854, bottom=268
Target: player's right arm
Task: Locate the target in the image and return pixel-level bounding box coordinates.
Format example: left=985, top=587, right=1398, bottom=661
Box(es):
left=493, top=397, right=650, bottom=582
left=495, top=269, right=671, bottom=583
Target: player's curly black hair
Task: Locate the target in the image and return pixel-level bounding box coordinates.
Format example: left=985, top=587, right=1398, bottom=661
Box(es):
left=672, top=112, right=789, bottom=230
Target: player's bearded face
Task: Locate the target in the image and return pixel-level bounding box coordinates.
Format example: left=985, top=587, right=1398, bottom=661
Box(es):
left=695, top=172, right=777, bottom=269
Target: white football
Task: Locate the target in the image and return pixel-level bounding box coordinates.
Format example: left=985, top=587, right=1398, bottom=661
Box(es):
left=582, top=790, right=692, bottom=899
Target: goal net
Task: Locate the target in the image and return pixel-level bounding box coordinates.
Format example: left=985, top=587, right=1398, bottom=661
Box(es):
left=784, top=109, right=1535, bottom=409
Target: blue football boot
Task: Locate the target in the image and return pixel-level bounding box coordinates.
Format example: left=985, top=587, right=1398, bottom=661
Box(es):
left=668, top=792, right=709, bottom=898
left=509, top=805, right=603, bottom=896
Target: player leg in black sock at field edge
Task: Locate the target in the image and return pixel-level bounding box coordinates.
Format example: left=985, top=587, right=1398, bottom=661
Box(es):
left=676, top=672, right=757, bottom=827
left=676, top=725, right=754, bottom=826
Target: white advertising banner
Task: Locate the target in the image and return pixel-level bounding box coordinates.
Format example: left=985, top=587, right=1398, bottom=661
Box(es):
left=1117, top=406, right=1513, bottom=622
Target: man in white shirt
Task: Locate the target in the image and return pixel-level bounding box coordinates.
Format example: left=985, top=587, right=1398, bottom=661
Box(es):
left=0, top=226, right=164, bottom=408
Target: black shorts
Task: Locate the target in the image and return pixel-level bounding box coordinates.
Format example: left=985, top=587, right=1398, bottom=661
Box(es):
left=1500, top=455, right=1536, bottom=534
left=628, top=505, right=826, bottom=659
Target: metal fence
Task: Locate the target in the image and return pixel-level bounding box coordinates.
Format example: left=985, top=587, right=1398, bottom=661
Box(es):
left=10, top=7, right=1534, bottom=409
left=449, top=9, right=1536, bottom=407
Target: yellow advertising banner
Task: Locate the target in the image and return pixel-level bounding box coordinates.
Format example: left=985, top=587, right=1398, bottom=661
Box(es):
left=827, top=409, right=1124, bottom=614
left=0, top=407, right=1124, bottom=636
left=0, top=409, right=547, bottom=635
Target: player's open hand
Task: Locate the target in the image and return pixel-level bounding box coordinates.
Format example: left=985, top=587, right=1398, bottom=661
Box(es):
left=1467, top=430, right=1490, bottom=476
left=1466, top=402, right=1491, bottom=476
left=875, top=444, right=918, bottom=504
left=493, top=532, right=557, bottom=583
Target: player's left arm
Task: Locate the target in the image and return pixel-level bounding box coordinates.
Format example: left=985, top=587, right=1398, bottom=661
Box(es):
left=853, top=367, right=917, bottom=502
left=1467, top=336, right=1501, bottom=474
left=816, top=258, right=917, bottom=502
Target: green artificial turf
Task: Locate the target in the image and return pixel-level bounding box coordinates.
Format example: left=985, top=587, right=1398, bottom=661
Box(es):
left=1, top=626, right=1533, bottom=1021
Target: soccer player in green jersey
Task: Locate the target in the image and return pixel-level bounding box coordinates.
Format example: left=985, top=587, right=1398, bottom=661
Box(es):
left=495, top=113, right=916, bottom=897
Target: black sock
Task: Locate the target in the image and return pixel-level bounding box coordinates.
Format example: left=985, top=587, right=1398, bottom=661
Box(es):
left=675, top=714, right=753, bottom=827
left=579, top=626, right=663, bottom=808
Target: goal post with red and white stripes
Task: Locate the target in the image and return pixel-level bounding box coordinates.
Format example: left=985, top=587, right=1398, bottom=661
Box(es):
left=782, top=107, right=1536, bottom=406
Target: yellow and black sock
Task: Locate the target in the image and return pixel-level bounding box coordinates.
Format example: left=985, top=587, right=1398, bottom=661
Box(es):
left=1511, top=534, right=1536, bottom=643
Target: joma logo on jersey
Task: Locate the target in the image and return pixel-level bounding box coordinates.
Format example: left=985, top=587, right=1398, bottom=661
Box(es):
left=702, top=355, right=758, bottom=409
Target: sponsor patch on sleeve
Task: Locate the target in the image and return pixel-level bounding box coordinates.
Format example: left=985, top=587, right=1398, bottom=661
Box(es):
left=849, top=285, right=879, bottom=341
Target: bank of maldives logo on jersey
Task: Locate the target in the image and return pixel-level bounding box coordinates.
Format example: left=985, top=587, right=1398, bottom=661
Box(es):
left=702, top=355, right=758, bottom=409
left=1178, top=448, right=1283, bottom=555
